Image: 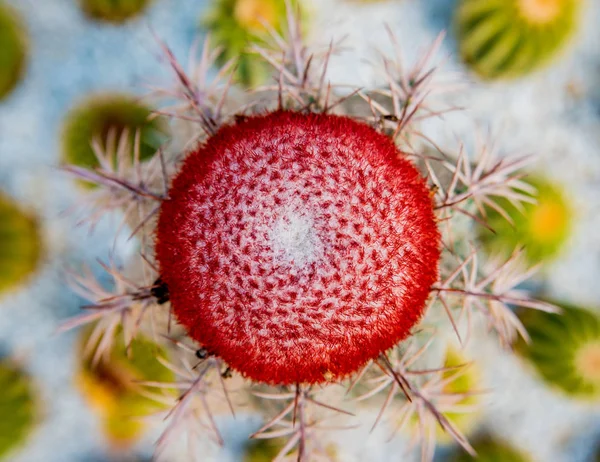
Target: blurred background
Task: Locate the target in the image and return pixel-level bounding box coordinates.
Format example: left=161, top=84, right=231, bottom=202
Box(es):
left=0, top=0, right=600, bottom=461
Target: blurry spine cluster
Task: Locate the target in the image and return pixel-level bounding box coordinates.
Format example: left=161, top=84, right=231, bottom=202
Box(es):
left=0, top=0, right=597, bottom=461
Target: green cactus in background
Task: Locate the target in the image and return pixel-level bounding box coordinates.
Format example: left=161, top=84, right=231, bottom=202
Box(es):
left=0, top=2, right=28, bottom=101
left=0, top=359, right=38, bottom=460
left=243, top=437, right=338, bottom=461
left=203, top=0, right=292, bottom=88
left=0, top=193, right=43, bottom=297
left=515, top=302, right=600, bottom=400
left=451, top=435, right=531, bottom=461
left=243, top=438, right=288, bottom=462
left=438, top=347, right=481, bottom=443
left=477, top=176, right=571, bottom=267
left=78, top=0, right=152, bottom=24
left=403, top=345, right=482, bottom=444
left=76, top=329, right=175, bottom=446
left=61, top=94, right=168, bottom=187
left=455, top=0, right=580, bottom=79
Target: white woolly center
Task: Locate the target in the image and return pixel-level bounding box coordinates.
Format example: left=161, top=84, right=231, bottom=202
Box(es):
left=269, top=211, right=322, bottom=267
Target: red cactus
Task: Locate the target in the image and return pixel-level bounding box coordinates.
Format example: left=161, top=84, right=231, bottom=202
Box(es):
left=155, top=110, right=440, bottom=385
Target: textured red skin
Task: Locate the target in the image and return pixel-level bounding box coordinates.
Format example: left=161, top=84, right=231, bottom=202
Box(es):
left=156, top=111, right=440, bottom=385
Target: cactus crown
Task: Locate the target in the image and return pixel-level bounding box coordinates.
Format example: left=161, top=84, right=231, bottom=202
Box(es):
left=156, top=110, right=440, bottom=385
left=518, top=0, right=562, bottom=23
left=516, top=303, right=600, bottom=399
left=61, top=94, right=167, bottom=186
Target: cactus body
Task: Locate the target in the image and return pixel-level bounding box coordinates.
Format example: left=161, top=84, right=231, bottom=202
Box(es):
left=0, top=360, right=37, bottom=460
left=155, top=111, right=440, bottom=385
left=76, top=330, right=174, bottom=446
left=56, top=7, right=562, bottom=457
left=203, top=0, right=290, bottom=87
left=456, top=0, right=580, bottom=79
left=516, top=302, right=600, bottom=399
left=0, top=193, right=42, bottom=296
left=451, top=435, right=531, bottom=462
left=79, top=0, right=151, bottom=23
left=439, top=347, right=481, bottom=442
left=478, top=176, right=571, bottom=266
left=243, top=439, right=287, bottom=462
left=0, top=2, right=27, bottom=100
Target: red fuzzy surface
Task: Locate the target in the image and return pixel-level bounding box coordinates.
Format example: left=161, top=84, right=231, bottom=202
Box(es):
left=156, top=111, right=440, bottom=385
